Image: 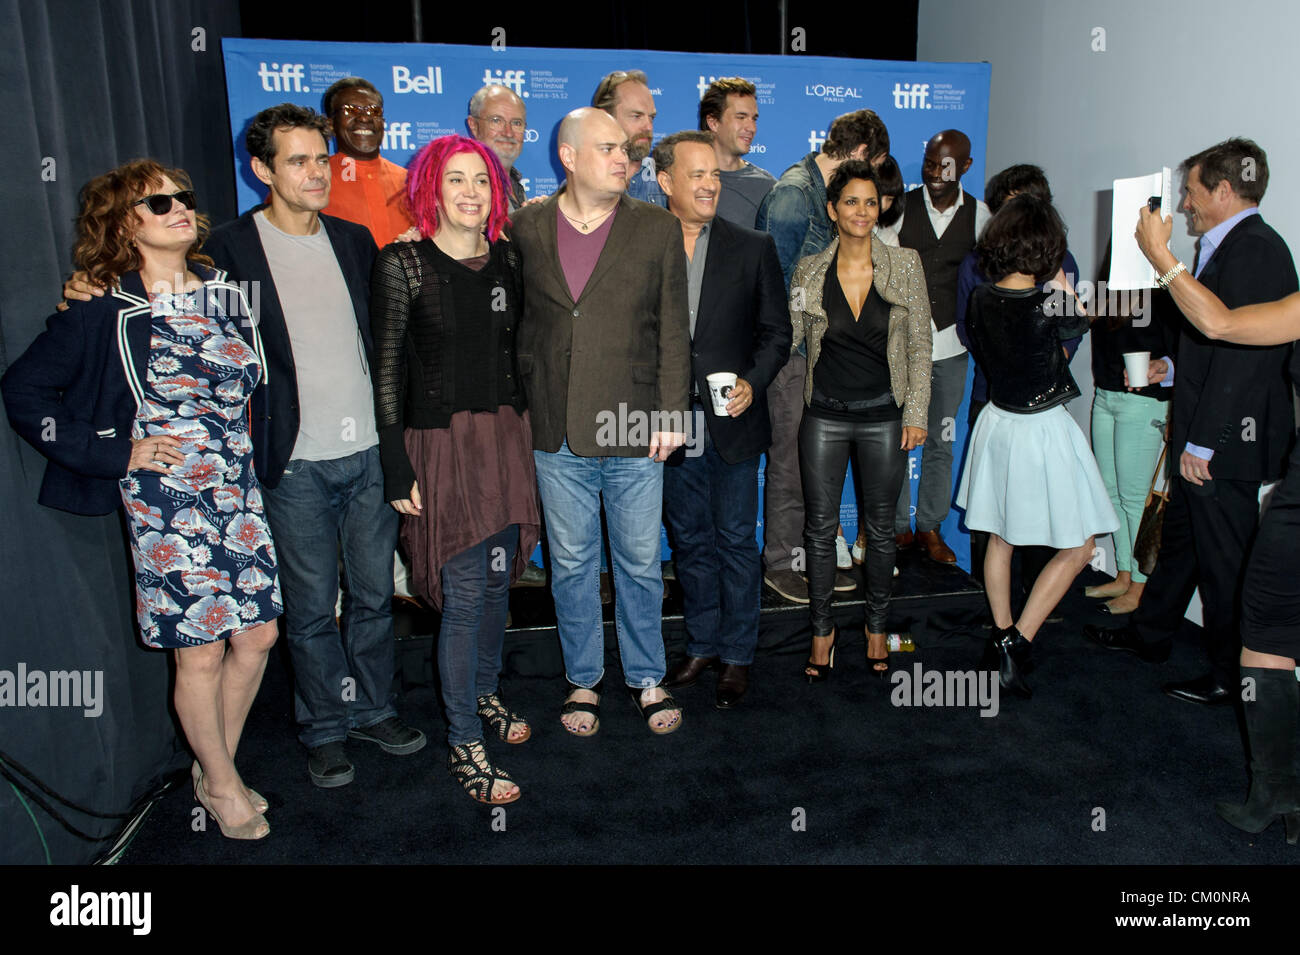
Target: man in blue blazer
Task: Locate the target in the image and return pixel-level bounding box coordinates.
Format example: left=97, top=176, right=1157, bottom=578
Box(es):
left=204, top=105, right=426, bottom=785
left=653, top=131, right=791, bottom=708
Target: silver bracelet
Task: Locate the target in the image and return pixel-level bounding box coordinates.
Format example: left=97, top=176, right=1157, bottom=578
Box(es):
left=1156, top=261, right=1187, bottom=288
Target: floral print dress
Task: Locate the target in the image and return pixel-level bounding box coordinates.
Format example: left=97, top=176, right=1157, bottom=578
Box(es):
left=120, top=289, right=281, bottom=648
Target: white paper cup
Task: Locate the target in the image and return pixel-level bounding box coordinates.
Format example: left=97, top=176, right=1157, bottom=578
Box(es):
left=706, top=372, right=738, bottom=416
left=1123, top=351, right=1151, bottom=387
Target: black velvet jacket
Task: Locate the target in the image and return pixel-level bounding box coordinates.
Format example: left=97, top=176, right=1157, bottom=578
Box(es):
left=966, top=283, right=1089, bottom=413
left=370, top=237, right=525, bottom=501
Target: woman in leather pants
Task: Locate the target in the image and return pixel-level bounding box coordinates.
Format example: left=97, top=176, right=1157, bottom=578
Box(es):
left=790, top=161, right=933, bottom=682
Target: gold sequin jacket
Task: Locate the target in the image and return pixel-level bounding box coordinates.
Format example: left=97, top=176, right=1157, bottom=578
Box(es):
left=789, top=236, right=933, bottom=430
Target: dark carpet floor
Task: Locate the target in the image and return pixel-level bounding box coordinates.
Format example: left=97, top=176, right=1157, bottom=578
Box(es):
left=118, top=560, right=1300, bottom=865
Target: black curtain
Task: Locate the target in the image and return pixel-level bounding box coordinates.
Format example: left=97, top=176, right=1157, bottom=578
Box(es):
left=0, top=0, right=241, bottom=865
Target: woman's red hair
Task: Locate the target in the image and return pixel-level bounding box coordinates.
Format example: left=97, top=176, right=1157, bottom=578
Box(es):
left=73, top=160, right=212, bottom=289
left=405, top=135, right=511, bottom=242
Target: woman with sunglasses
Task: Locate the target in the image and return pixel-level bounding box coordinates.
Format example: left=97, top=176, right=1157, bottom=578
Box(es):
left=3, top=160, right=280, bottom=840
left=370, top=135, right=540, bottom=804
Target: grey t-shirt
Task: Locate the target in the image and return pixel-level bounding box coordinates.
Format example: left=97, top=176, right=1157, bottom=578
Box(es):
left=254, top=211, right=378, bottom=462
left=717, top=161, right=777, bottom=229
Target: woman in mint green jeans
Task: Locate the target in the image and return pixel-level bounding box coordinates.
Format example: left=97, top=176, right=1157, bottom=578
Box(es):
left=1087, top=287, right=1180, bottom=614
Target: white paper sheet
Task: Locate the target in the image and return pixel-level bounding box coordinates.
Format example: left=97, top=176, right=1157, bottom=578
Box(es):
left=1109, top=167, right=1173, bottom=290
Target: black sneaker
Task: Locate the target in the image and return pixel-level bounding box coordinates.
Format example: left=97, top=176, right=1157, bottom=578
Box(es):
left=347, top=716, right=427, bottom=755
left=307, top=741, right=355, bottom=789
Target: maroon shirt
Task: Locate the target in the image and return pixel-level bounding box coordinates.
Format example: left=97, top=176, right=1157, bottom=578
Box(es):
left=557, top=204, right=618, bottom=301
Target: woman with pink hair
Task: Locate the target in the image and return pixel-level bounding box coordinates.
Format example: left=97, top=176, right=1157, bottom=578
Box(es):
left=370, top=135, right=539, bottom=804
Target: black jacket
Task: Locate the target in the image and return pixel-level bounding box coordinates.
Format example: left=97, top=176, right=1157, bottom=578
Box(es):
left=369, top=237, right=526, bottom=501
left=966, top=284, right=1089, bottom=413
left=1171, top=212, right=1297, bottom=482
left=203, top=207, right=378, bottom=487
left=678, top=215, right=791, bottom=464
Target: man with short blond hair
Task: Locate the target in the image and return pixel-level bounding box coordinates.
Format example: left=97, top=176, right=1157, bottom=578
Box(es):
left=592, top=69, right=666, bottom=207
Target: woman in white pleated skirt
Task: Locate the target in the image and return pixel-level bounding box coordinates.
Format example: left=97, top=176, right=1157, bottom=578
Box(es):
left=957, top=195, right=1119, bottom=696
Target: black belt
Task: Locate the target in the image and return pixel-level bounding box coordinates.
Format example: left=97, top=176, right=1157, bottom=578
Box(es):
left=811, top=387, right=894, bottom=412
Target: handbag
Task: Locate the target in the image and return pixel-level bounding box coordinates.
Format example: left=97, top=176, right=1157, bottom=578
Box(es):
left=1133, top=443, right=1170, bottom=577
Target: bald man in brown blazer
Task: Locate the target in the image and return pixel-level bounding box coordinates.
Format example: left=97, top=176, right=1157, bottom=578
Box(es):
left=513, top=107, right=691, bottom=737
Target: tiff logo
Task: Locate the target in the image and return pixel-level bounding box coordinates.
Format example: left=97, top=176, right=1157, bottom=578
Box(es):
left=383, top=122, right=413, bottom=151
left=393, top=65, right=443, bottom=94
left=482, top=68, right=526, bottom=96
left=807, top=129, right=826, bottom=152
left=892, top=82, right=931, bottom=109
left=50, top=885, right=151, bottom=935
left=258, top=62, right=306, bottom=93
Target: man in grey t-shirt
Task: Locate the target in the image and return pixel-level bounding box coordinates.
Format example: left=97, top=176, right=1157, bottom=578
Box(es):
left=206, top=105, right=426, bottom=789
left=699, top=78, right=775, bottom=228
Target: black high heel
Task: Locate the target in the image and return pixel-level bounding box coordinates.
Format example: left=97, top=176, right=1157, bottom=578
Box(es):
left=865, top=629, right=890, bottom=680
left=991, top=626, right=1032, bottom=698
left=804, top=628, right=837, bottom=683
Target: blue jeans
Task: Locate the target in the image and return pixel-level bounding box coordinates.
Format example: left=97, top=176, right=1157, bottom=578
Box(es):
left=263, top=447, right=399, bottom=748
left=533, top=440, right=666, bottom=689
left=439, top=524, right=518, bottom=745
left=896, top=352, right=968, bottom=533
left=662, top=424, right=761, bottom=665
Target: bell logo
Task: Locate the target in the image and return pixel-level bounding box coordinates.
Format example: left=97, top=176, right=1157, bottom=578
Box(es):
left=258, top=62, right=307, bottom=93
left=892, top=82, right=931, bottom=109
left=393, top=65, right=443, bottom=94
left=482, top=68, right=527, bottom=96
left=807, top=129, right=826, bottom=152
left=383, top=123, right=413, bottom=151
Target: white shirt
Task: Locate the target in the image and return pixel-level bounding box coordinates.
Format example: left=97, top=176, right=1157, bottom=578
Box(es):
left=880, top=186, right=991, bottom=362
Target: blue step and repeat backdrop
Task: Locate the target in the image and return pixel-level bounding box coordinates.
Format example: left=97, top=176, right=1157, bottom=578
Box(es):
left=221, top=39, right=990, bottom=569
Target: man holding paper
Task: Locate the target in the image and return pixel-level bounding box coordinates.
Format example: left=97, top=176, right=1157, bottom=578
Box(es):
left=1086, top=138, right=1297, bottom=707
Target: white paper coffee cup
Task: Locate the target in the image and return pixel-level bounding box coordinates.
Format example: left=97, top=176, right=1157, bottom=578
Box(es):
left=1123, top=351, right=1151, bottom=387
left=706, top=372, right=738, bottom=416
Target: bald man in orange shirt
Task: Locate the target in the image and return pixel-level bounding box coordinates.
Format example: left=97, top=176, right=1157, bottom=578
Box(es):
left=322, top=77, right=414, bottom=247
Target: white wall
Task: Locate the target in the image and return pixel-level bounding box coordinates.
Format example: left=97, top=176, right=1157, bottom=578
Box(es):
left=919, top=0, right=1300, bottom=587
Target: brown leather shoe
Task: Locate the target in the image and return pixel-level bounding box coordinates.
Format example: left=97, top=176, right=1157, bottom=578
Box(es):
left=715, top=664, right=749, bottom=709
left=895, top=530, right=915, bottom=550
left=664, top=655, right=720, bottom=689
left=916, top=529, right=957, bottom=563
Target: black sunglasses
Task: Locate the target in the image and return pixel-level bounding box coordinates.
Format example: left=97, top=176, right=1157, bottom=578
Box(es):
left=134, top=190, right=197, bottom=215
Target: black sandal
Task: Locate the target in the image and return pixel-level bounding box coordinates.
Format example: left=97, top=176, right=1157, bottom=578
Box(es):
left=448, top=740, right=520, bottom=805
left=629, top=686, right=682, bottom=735
left=560, top=680, right=602, bottom=737
left=477, top=693, right=531, bottom=744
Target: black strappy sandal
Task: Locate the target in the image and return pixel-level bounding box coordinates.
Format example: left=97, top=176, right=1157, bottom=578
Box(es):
left=477, top=693, right=531, bottom=744
left=629, top=686, right=682, bottom=735
left=560, top=679, right=602, bottom=737
left=448, top=740, right=521, bottom=805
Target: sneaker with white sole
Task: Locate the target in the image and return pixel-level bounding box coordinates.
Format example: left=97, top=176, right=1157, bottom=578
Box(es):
left=835, top=535, right=852, bottom=570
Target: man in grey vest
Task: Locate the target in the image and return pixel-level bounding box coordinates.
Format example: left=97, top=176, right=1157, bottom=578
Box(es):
left=887, top=129, right=989, bottom=564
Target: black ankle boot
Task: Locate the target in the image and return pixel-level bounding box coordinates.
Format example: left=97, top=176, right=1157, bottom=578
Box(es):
left=991, top=626, right=1032, bottom=698
left=1215, top=667, right=1300, bottom=843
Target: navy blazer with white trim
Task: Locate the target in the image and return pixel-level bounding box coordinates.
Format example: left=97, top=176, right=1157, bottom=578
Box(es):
left=2, top=265, right=266, bottom=515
